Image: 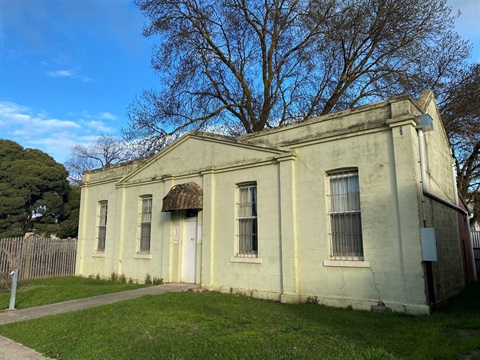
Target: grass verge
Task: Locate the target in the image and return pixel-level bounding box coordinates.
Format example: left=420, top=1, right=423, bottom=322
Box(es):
left=0, top=276, right=147, bottom=310
left=0, top=282, right=479, bottom=359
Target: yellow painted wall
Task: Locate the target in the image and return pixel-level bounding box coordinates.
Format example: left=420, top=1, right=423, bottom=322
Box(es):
left=76, top=93, right=462, bottom=315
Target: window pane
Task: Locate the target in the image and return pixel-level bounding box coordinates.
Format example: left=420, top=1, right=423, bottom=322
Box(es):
left=97, top=202, right=107, bottom=252
left=237, top=184, right=258, bottom=256
left=142, top=197, right=152, bottom=222
left=140, top=196, right=152, bottom=253
left=328, top=171, right=363, bottom=258
left=251, top=186, right=257, bottom=216
left=140, top=223, right=151, bottom=252
left=251, top=217, right=258, bottom=252
left=98, top=226, right=106, bottom=252
left=330, top=174, right=360, bottom=212
left=330, top=213, right=363, bottom=257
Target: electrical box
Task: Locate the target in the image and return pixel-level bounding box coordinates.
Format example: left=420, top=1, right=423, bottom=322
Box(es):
left=421, top=228, right=437, bottom=261
left=417, top=114, right=434, bottom=132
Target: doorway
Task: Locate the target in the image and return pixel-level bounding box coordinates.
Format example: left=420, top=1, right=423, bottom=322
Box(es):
left=181, top=216, right=197, bottom=283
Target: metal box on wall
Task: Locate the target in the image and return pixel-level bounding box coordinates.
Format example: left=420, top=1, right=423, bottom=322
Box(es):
left=421, top=228, right=438, bottom=262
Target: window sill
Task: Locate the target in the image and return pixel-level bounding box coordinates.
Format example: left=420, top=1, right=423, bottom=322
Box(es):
left=323, top=260, right=370, bottom=268
left=92, top=252, right=106, bottom=258
left=134, top=253, right=152, bottom=260
left=230, top=257, right=262, bottom=264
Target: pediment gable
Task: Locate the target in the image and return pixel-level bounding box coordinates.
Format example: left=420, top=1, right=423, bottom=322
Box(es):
left=117, top=132, right=291, bottom=186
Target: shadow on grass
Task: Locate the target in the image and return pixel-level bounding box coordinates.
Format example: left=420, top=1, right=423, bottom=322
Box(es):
left=279, top=282, right=480, bottom=359
left=0, top=281, right=479, bottom=360
left=436, top=281, right=480, bottom=314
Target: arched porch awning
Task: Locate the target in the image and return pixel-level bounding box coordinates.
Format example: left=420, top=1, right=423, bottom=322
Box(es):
left=161, top=182, right=203, bottom=212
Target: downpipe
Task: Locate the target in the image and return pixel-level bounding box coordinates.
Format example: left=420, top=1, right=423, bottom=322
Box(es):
left=416, top=122, right=476, bottom=308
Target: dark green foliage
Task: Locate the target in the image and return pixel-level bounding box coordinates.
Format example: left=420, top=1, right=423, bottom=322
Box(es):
left=55, top=185, right=80, bottom=238
left=144, top=273, right=152, bottom=285
left=0, top=140, right=79, bottom=238
left=152, top=276, right=163, bottom=285
left=110, top=272, right=118, bottom=282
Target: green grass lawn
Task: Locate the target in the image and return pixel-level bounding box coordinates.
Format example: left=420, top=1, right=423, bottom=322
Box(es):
left=0, top=276, right=147, bottom=310
left=0, top=279, right=479, bottom=359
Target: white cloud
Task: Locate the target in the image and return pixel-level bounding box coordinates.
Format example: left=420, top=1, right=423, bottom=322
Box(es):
left=48, top=70, right=74, bottom=77
left=98, top=112, right=118, bottom=121
left=80, top=120, right=117, bottom=134
left=0, top=101, right=119, bottom=164
left=47, top=69, right=93, bottom=83
left=80, top=111, right=118, bottom=121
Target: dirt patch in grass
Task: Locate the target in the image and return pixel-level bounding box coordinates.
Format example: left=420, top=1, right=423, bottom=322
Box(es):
left=456, top=350, right=480, bottom=360
left=458, top=329, right=476, bottom=339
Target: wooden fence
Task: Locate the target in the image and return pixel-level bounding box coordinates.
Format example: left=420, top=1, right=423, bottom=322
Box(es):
left=472, top=231, right=480, bottom=278
left=0, top=237, right=77, bottom=281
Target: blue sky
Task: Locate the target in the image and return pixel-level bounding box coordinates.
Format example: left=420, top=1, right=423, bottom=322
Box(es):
left=1, top=0, right=479, bottom=165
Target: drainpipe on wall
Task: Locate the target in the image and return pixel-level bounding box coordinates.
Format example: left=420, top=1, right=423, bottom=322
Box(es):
left=416, top=120, right=436, bottom=309
left=451, top=153, right=459, bottom=206
left=416, top=115, right=469, bottom=215
left=417, top=127, right=428, bottom=194
left=466, top=212, right=477, bottom=281
left=416, top=114, right=476, bottom=306
left=451, top=152, right=476, bottom=281
left=417, top=127, right=428, bottom=227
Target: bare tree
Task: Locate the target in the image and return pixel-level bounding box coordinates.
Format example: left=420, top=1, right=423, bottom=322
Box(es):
left=440, top=63, right=480, bottom=225
left=125, top=0, right=470, bottom=151
left=66, top=135, right=135, bottom=184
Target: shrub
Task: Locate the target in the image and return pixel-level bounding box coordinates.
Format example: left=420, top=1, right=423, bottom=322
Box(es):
left=119, top=274, right=127, bottom=284
left=153, top=277, right=164, bottom=285
left=144, top=273, right=152, bottom=285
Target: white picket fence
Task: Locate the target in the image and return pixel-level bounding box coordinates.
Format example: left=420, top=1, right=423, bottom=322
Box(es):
left=0, top=237, right=77, bottom=280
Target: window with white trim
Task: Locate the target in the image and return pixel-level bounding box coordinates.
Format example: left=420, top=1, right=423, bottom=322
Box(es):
left=139, top=195, right=152, bottom=253
left=97, top=201, right=108, bottom=252
left=327, top=170, right=363, bottom=259
left=236, top=183, right=258, bottom=257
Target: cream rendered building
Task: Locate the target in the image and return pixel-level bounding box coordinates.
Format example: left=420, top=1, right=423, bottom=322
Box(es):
left=76, top=90, right=472, bottom=315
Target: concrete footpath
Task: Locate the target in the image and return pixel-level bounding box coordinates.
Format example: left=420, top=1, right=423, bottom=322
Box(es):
left=0, top=283, right=198, bottom=359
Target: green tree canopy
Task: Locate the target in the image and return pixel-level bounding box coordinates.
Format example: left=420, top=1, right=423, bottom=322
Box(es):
left=0, top=140, right=77, bottom=238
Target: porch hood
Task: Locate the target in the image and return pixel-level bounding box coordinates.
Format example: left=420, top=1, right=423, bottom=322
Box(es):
left=162, top=182, right=203, bottom=212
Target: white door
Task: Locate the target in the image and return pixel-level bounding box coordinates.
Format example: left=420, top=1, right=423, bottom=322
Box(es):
left=181, top=220, right=197, bottom=283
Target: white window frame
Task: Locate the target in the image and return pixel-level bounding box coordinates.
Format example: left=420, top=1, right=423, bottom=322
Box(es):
left=236, top=183, right=258, bottom=258
left=138, top=195, right=152, bottom=254
left=97, top=201, right=108, bottom=252
left=327, top=169, right=364, bottom=260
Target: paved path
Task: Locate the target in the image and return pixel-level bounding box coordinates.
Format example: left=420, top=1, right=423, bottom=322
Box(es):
left=0, top=283, right=198, bottom=359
